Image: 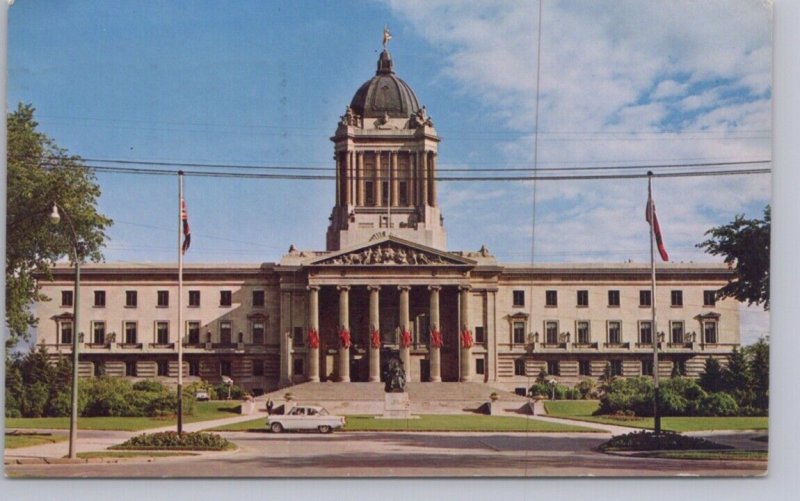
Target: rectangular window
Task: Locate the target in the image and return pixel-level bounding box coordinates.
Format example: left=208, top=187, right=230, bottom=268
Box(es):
left=220, top=361, right=232, bottom=377
left=94, top=290, right=106, bottom=307
left=545, top=290, right=558, bottom=307
left=608, top=290, right=620, bottom=307
left=579, top=360, right=591, bottom=376
left=188, top=360, right=200, bottom=377
left=253, top=360, right=264, bottom=376
left=252, top=290, right=265, bottom=308
left=674, top=360, right=687, bottom=376
left=639, top=290, right=651, bottom=307
left=252, top=321, right=265, bottom=345
left=188, top=290, right=201, bottom=307
left=292, top=326, right=304, bottom=347
left=157, top=360, right=169, bottom=377
left=124, top=322, right=137, bottom=344
left=608, top=321, right=621, bottom=344
left=547, top=360, right=560, bottom=376
left=545, top=321, right=559, bottom=344
left=609, top=360, right=623, bottom=377
left=475, top=358, right=485, bottom=375
left=703, top=290, right=717, bottom=307
left=381, top=181, right=389, bottom=206
left=156, top=321, right=169, bottom=344
left=639, top=321, right=653, bottom=345
left=94, top=361, right=105, bottom=377
left=61, top=290, right=73, bottom=307
left=125, top=290, right=138, bottom=308
left=125, top=361, right=137, bottom=377
left=703, top=321, right=718, bottom=344
left=576, top=290, right=588, bottom=307
left=642, top=359, right=654, bottom=376
left=60, top=321, right=73, bottom=344
left=671, top=321, right=685, bottom=344
left=188, top=321, right=200, bottom=344
left=220, top=290, right=232, bottom=307
left=671, top=290, right=683, bottom=307
left=92, top=321, right=105, bottom=344
left=157, top=290, right=169, bottom=307
left=474, top=326, right=485, bottom=344
left=577, top=321, right=590, bottom=344
left=293, top=358, right=304, bottom=376
left=512, top=290, right=525, bottom=307
left=220, top=321, right=232, bottom=344
left=365, top=181, right=375, bottom=206
left=513, top=321, right=526, bottom=344
left=399, top=181, right=408, bottom=206
left=514, top=358, right=526, bottom=376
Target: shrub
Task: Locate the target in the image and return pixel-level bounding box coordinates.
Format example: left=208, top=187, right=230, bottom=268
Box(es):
left=598, top=430, right=730, bottom=452
left=113, top=431, right=231, bottom=451
left=696, top=392, right=739, bottom=416
left=575, top=379, right=597, bottom=399
left=596, top=377, right=654, bottom=416
left=133, top=379, right=169, bottom=393
left=212, top=383, right=244, bottom=400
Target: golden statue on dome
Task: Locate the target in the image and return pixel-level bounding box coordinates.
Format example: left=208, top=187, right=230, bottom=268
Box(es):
left=383, top=25, right=392, bottom=49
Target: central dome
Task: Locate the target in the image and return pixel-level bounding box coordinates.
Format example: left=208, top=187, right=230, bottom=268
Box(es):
left=349, top=50, right=421, bottom=119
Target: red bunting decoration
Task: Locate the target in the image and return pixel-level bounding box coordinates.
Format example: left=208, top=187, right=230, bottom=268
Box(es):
left=461, top=329, right=473, bottom=348
left=339, top=329, right=351, bottom=349
left=308, top=328, right=319, bottom=349
left=400, top=330, right=412, bottom=348
left=370, top=330, right=381, bottom=349
left=431, top=330, right=443, bottom=348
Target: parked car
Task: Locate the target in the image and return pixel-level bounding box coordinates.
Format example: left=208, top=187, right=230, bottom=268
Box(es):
left=195, top=391, right=210, bottom=401
left=267, top=405, right=346, bottom=433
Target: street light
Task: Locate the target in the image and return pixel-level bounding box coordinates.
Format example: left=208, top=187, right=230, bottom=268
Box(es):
left=548, top=378, right=557, bottom=401
left=50, top=202, right=81, bottom=459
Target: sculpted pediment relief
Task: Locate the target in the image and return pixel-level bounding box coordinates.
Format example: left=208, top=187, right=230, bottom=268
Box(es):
left=310, top=238, right=473, bottom=267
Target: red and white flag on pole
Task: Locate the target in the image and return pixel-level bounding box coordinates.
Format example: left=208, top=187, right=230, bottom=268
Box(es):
left=646, top=197, right=669, bottom=262
left=181, top=199, right=191, bottom=254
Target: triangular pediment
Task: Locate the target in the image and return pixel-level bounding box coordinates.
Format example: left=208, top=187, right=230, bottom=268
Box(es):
left=307, top=236, right=475, bottom=267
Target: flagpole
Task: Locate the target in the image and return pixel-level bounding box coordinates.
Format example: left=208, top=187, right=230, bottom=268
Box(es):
left=648, top=171, right=661, bottom=435
left=177, top=170, right=185, bottom=434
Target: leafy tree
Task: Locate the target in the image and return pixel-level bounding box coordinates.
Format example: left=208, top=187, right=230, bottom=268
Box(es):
left=697, top=206, right=770, bottom=309
left=6, top=103, right=112, bottom=346
left=723, top=346, right=753, bottom=407
left=747, top=337, right=769, bottom=411
left=698, top=357, right=725, bottom=393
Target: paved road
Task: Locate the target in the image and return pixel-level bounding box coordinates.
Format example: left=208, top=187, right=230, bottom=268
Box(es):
left=6, top=429, right=767, bottom=478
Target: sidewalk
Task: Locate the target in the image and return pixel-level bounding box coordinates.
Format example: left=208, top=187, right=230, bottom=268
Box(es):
left=4, top=405, right=268, bottom=465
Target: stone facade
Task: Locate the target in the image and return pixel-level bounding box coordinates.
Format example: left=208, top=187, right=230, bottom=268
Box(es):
left=32, top=46, right=740, bottom=395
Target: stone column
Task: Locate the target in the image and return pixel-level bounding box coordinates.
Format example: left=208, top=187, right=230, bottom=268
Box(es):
left=367, top=285, right=381, bottom=382
left=398, top=285, right=412, bottom=381
left=375, top=151, right=382, bottom=207
left=279, top=290, right=292, bottom=387
left=342, top=151, right=351, bottom=206
left=356, top=151, right=364, bottom=206
left=335, top=152, right=341, bottom=206
left=430, top=152, right=437, bottom=207
left=428, top=285, right=442, bottom=382
left=459, top=285, right=472, bottom=382
left=307, top=285, right=320, bottom=382
left=420, top=150, right=429, bottom=206
left=338, top=285, right=351, bottom=382
left=391, top=151, right=399, bottom=207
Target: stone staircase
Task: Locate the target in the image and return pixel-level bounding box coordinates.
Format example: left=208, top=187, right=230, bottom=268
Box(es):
left=262, top=382, right=530, bottom=415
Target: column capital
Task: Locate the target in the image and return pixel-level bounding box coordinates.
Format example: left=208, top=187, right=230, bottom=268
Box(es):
left=397, top=285, right=412, bottom=292
left=427, top=285, right=442, bottom=292
left=337, top=285, right=351, bottom=292
left=458, top=284, right=472, bottom=293
left=306, top=285, right=320, bottom=292
left=366, top=285, right=382, bottom=292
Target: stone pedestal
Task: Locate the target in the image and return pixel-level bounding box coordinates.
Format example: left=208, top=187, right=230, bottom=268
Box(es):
left=381, top=392, right=414, bottom=419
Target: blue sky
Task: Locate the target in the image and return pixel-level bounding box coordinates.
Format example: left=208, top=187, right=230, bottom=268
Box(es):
left=8, top=0, right=772, bottom=340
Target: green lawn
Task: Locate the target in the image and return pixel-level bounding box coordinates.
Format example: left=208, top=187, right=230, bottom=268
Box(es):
left=544, top=400, right=769, bottom=432
left=4, top=433, right=68, bottom=449
left=209, top=414, right=600, bottom=433
left=5, top=401, right=241, bottom=432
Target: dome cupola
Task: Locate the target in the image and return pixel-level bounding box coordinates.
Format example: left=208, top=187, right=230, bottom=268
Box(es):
left=349, top=49, right=421, bottom=119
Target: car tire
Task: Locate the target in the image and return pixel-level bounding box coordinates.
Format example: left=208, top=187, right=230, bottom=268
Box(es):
left=270, top=422, right=284, bottom=433
left=318, top=425, right=332, bottom=434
